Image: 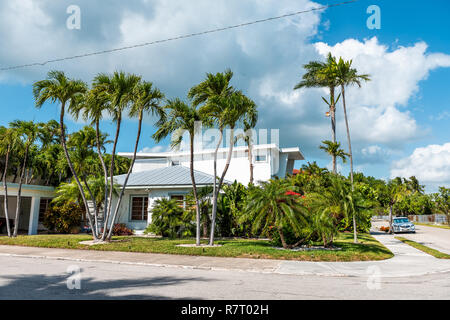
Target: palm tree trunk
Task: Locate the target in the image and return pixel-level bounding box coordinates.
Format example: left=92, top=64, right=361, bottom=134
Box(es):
left=278, top=227, right=288, bottom=249
left=389, top=204, right=394, bottom=234
left=330, top=87, right=337, bottom=174
left=106, top=113, right=141, bottom=241
left=82, top=174, right=99, bottom=237
left=13, top=143, right=29, bottom=237
left=210, top=127, right=235, bottom=245
left=59, top=103, right=97, bottom=240
left=189, top=134, right=201, bottom=246
left=247, top=133, right=254, bottom=185
left=104, top=114, right=122, bottom=240
left=341, top=86, right=357, bottom=243
left=2, top=146, right=12, bottom=237
left=95, top=120, right=109, bottom=237
left=210, top=129, right=223, bottom=246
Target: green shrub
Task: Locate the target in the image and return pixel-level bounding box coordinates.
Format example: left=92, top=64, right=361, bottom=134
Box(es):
left=112, top=223, right=133, bottom=236
left=43, top=202, right=83, bottom=234
left=144, top=198, right=194, bottom=238
left=268, top=225, right=309, bottom=247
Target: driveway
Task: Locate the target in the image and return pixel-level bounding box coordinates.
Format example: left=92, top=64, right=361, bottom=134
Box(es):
left=373, top=220, right=450, bottom=254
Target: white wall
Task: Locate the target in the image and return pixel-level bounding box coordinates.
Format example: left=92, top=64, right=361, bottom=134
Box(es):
left=113, top=187, right=192, bottom=231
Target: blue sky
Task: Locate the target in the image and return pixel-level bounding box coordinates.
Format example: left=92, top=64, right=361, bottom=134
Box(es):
left=0, top=0, right=449, bottom=191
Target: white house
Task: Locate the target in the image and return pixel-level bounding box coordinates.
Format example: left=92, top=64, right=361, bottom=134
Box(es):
left=113, top=144, right=304, bottom=232
left=0, top=183, right=55, bottom=235
left=118, top=144, right=304, bottom=186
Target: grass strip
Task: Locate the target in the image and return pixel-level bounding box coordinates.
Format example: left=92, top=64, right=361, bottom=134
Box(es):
left=413, top=222, right=450, bottom=230
left=0, top=233, right=393, bottom=262
left=395, top=237, right=450, bottom=259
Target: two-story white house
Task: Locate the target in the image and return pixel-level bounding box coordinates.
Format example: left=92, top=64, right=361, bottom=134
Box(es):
left=111, top=144, right=304, bottom=231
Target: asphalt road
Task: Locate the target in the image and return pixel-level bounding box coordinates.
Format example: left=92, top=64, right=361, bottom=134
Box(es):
left=0, top=255, right=449, bottom=300
left=373, top=221, right=450, bottom=254
left=401, top=224, right=450, bottom=254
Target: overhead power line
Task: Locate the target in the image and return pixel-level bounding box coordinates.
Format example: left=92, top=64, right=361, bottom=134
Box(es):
left=0, top=0, right=358, bottom=71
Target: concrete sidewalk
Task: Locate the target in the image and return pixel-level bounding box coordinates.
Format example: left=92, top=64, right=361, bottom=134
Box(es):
left=1, top=232, right=449, bottom=278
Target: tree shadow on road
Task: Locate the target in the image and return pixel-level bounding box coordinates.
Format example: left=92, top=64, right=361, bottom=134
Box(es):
left=0, top=271, right=209, bottom=300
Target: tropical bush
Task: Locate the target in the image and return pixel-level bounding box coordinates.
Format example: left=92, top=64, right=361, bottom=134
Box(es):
left=42, top=202, right=83, bottom=234
left=243, top=178, right=311, bottom=249
left=112, top=223, right=133, bottom=236
left=145, top=198, right=193, bottom=238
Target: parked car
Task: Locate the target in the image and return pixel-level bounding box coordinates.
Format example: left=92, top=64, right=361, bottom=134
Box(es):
left=392, top=217, right=416, bottom=233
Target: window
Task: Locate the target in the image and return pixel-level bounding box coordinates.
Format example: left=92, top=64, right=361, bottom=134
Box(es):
left=255, top=155, right=267, bottom=162
left=170, top=195, right=185, bottom=208
left=39, top=198, right=52, bottom=222
left=131, top=196, right=148, bottom=221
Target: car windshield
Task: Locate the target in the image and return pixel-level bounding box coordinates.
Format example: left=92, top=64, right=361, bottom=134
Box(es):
left=394, top=218, right=409, bottom=223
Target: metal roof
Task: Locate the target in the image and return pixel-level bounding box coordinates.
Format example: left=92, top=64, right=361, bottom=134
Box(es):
left=113, top=165, right=219, bottom=187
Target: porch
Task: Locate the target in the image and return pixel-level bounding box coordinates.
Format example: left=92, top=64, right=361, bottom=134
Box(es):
left=0, top=183, right=55, bottom=235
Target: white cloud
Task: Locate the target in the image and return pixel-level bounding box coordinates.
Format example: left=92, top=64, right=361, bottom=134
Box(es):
left=390, top=143, right=450, bottom=188
left=313, top=37, right=450, bottom=146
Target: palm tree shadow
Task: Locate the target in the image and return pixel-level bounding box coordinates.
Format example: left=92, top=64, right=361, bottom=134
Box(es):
left=0, top=272, right=209, bottom=300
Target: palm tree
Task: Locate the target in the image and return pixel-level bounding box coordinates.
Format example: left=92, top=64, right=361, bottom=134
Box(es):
left=105, top=80, right=165, bottom=241
left=0, top=126, right=19, bottom=237
left=9, top=121, right=40, bottom=237
left=295, top=53, right=340, bottom=172
left=71, top=87, right=111, bottom=231
left=188, top=70, right=234, bottom=244
left=319, top=140, right=349, bottom=173
left=208, top=92, right=257, bottom=245
left=32, top=71, right=96, bottom=238
left=386, top=179, right=410, bottom=234
left=243, top=118, right=257, bottom=185
left=332, top=57, right=371, bottom=243
left=306, top=175, right=349, bottom=247
left=92, top=71, right=141, bottom=241
left=244, top=179, right=309, bottom=249
left=153, top=98, right=203, bottom=245
left=67, top=126, right=104, bottom=235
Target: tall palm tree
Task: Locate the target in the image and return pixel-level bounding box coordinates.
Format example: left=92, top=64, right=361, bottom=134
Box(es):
left=0, top=126, right=19, bottom=237
left=319, top=140, right=349, bottom=173
left=188, top=70, right=234, bottom=243
left=243, top=117, right=257, bottom=185
left=92, top=71, right=141, bottom=240
left=106, top=80, right=165, bottom=241
left=32, top=71, right=95, bottom=238
left=205, top=91, right=257, bottom=245
left=335, top=57, right=370, bottom=243
left=9, top=121, right=40, bottom=237
left=71, top=87, right=111, bottom=231
left=294, top=53, right=340, bottom=172
left=153, top=98, right=203, bottom=246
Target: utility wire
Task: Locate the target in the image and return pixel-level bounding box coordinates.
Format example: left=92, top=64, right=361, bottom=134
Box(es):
left=0, top=0, right=358, bottom=71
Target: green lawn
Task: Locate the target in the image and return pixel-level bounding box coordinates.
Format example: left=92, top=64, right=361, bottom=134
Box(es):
left=395, top=237, right=450, bottom=259
left=414, top=222, right=450, bottom=230
left=0, top=233, right=393, bottom=262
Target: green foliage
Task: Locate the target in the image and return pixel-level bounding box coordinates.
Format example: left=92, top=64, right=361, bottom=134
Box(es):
left=216, top=181, right=252, bottom=237
left=243, top=178, right=310, bottom=248
left=145, top=198, right=194, bottom=238
left=42, top=202, right=83, bottom=234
